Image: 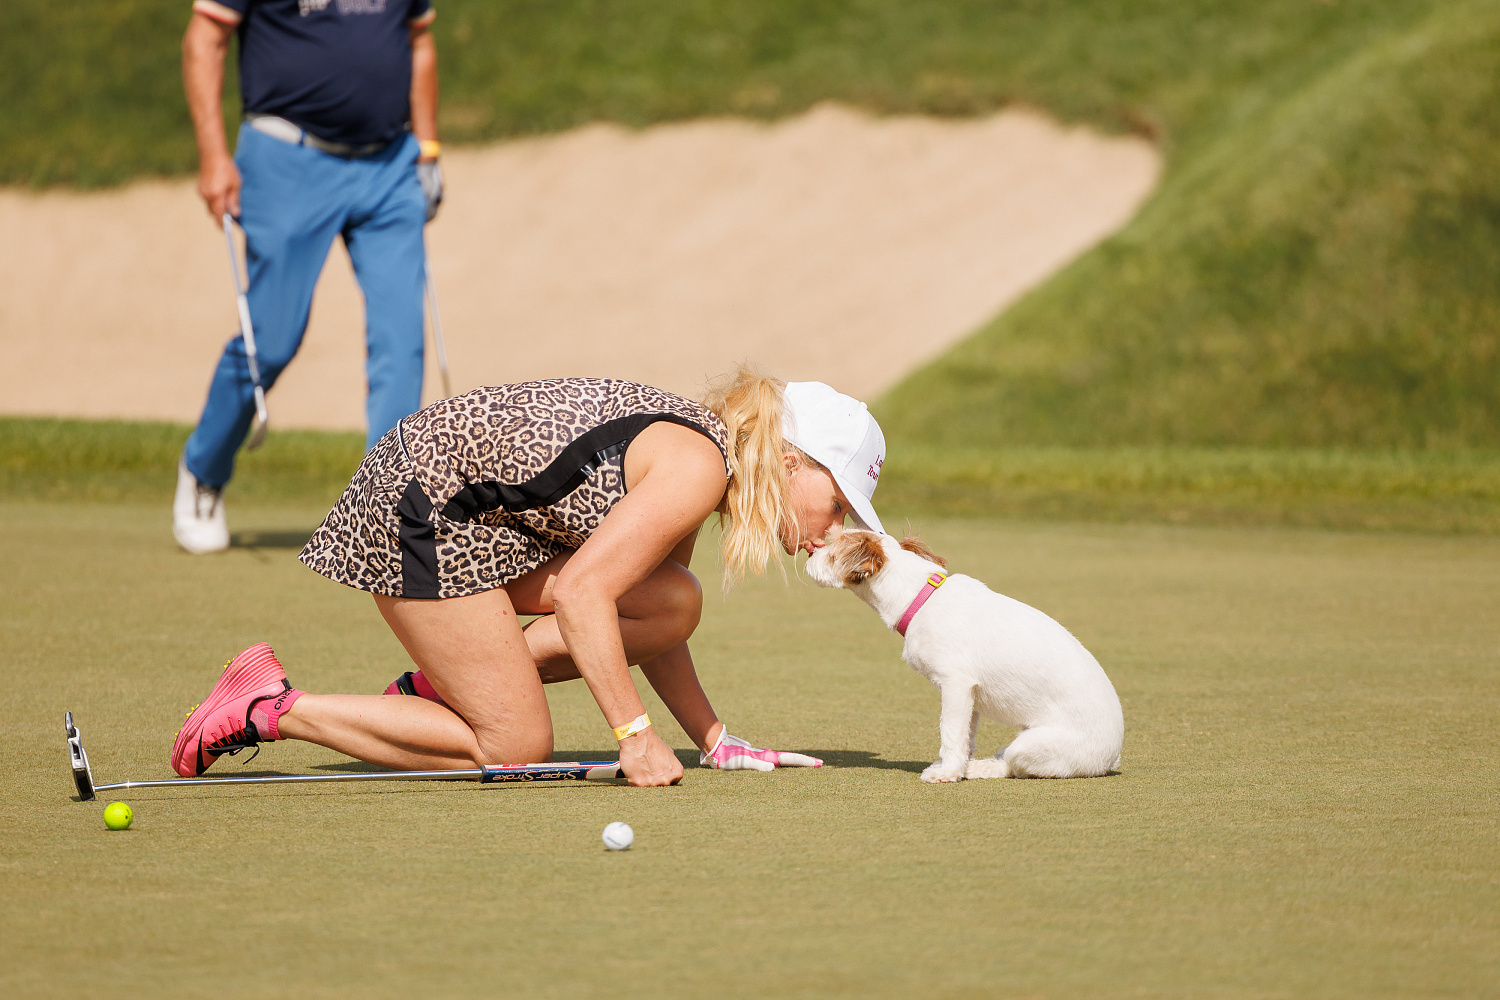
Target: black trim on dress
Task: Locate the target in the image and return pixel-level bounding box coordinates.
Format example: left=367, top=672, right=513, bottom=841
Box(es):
left=397, top=478, right=441, bottom=598
left=438, top=413, right=721, bottom=523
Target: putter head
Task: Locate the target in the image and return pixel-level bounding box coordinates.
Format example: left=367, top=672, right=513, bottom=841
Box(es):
left=246, top=387, right=269, bottom=450
left=65, top=711, right=96, bottom=801
left=246, top=418, right=268, bottom=451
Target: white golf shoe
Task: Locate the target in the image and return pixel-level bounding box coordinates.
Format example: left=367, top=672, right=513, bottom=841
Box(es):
left=173, top=459, right=229, bottom=554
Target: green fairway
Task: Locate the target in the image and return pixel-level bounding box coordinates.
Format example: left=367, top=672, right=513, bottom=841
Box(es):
left=4, top=502, right=1496, bottom=998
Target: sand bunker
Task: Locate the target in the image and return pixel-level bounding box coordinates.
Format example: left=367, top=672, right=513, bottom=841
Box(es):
left=0, top=103, right=1157, bottom=430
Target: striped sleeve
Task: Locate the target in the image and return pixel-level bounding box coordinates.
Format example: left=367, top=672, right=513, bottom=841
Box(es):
left=409, top=0, right=435, bottom=29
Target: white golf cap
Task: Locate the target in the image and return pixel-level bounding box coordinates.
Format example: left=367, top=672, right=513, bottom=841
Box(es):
left=781, top=381, right=886, bottom=534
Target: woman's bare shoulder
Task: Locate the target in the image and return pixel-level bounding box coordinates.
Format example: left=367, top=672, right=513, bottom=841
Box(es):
left=623, top=420, right=728, bottom=493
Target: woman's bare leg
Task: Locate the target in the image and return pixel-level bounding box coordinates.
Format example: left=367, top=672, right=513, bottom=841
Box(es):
left=277, top=539, right=714, bottom=770
left=277, top=588, right=553, bottom=768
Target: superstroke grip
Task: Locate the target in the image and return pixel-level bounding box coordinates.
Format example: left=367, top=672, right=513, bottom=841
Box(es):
left=480, top=761, right=623, bottom=783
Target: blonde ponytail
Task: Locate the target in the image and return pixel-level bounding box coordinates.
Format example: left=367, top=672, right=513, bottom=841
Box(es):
left=702, top=364, right=813, bottom=588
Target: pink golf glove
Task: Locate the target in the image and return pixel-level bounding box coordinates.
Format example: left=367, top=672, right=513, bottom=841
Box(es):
left=700, top=729, right=823, bottom=771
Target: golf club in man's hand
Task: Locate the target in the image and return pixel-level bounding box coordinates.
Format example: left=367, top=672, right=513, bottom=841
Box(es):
left=222, top=213, right=269, bottom=450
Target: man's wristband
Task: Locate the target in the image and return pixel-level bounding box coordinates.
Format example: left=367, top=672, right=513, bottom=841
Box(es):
left=418, top=139, right=442, bottom=159
left=612, top=713, right=651, bottom=741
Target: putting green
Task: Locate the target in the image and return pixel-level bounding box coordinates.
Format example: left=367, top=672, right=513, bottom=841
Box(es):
left=2, top=502, right=1496, bottom=998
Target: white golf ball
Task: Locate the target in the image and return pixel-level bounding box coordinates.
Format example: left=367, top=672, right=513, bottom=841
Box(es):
left=602, top=821, right=634, bottom=851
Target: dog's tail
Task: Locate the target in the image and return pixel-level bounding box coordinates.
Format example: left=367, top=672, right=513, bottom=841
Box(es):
left=965, top=756, right=1010, bottom=779
left=1002, top=727, right=1119, bottom=778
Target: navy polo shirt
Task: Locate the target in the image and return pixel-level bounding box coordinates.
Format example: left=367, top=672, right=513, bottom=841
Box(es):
left=194, top=0, right=435, bottom=146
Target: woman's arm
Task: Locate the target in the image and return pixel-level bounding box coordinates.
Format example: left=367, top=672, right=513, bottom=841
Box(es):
left=636, top=528, right=725, bottom=752
left=640, top=643, right=724, bottom=755
left=550, top=424, right=727, bottom=785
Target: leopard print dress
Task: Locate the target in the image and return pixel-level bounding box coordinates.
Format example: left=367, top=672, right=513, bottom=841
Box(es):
left=298, top=379, right=731, bottom=599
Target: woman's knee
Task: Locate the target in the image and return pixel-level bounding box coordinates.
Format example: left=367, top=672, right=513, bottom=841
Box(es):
left=653, top=562, right=703, bottom=640
left=472, top=718, right=553, bottom=767
left=619, top=559, right=701, bottom=632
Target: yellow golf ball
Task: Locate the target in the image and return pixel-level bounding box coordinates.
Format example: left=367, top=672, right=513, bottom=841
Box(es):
left=103, top=801, right=132, bottom=831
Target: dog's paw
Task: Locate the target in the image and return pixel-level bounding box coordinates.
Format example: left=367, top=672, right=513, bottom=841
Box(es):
left=921, top=762, right=966, bottom=783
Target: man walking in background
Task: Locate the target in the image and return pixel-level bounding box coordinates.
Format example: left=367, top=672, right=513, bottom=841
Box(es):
left=174, top=0, right=444, bottom=554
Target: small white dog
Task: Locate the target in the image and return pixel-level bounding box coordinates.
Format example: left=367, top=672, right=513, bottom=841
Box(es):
left=806, top=528, right=1124, bottom=782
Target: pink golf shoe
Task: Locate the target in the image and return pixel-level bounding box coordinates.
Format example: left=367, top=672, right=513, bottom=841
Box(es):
left=171, top=643, right=303, bottom=777
left=383, top=670, right=449, bottom=708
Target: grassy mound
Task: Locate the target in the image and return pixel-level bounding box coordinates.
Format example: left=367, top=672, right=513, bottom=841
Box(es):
left=0, top=1, right=1424, bottom=186
left=3, top=0, right=1495, bottom=450
left=882, top=1, right=1500, bottom=449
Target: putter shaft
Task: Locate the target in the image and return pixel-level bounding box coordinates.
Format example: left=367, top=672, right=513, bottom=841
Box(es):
left=68, top=709, right=620, bottom=800
left=93, top=762, right=622, bottom=794
left=96, top=770, right=485, bottom=793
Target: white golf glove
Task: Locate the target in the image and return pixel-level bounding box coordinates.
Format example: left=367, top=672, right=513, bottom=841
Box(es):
left=700, top=729, right=823, bottom=771
left=417, top=160, right=444, bottom=222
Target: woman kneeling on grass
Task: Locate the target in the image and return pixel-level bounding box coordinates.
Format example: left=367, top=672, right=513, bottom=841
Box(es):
left=171, top=368, right=886, bottom=786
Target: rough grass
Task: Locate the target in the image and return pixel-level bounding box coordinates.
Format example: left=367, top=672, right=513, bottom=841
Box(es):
left=6, top=416, right=1498, bottom=534
left=2, top=504, right=1496, bottom=998
left=0, top=417, right=363, bottom=508
left=3, top=0, right=1496, bottom=449
left=880, top=0, right=1500, bottom=450
left=0, top=2, right=236, bottom=187
left=881, top=444, right=1500, bottom=536
left=0, top=0, right=1428, bottom=187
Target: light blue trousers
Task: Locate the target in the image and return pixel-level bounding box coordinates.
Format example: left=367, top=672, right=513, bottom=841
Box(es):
left=184, top=123, right=427, bottom=488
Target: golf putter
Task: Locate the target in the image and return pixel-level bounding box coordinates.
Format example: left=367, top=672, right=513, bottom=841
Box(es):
left=63, top=711, right=621, bottom=801
left=424, top=264, right=453, bottom=398
left=66, top=711, right=96, bottom=801
left=222, top=213, right=269, bottom=449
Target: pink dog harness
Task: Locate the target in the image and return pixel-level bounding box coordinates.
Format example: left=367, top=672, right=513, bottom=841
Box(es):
left=895, top=572, right=948, bottom=637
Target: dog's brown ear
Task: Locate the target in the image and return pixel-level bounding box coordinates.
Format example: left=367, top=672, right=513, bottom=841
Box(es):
left=844, top=532, right=888, bottom=584
left=899, top=535, right=947, bottom=569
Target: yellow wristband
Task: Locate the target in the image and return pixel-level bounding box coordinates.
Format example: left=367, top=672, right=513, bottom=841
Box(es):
left=612, top=713, right=651, bottom=741
left=418, top=139, right=442, bottom=159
